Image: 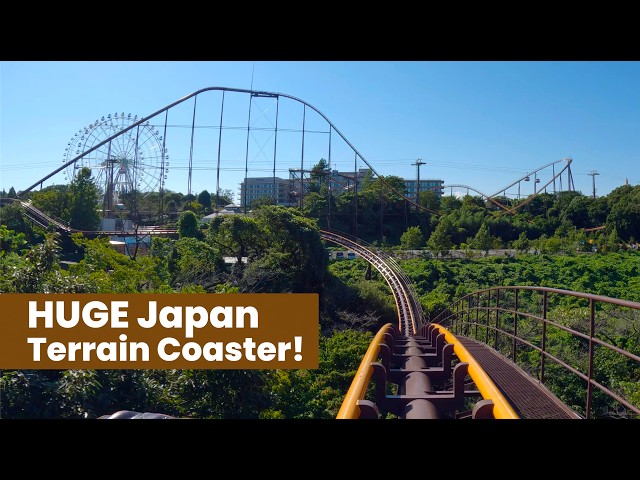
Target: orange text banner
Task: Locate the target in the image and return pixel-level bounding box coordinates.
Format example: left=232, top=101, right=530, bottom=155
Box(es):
left=0, top=293, right=319, bottom=369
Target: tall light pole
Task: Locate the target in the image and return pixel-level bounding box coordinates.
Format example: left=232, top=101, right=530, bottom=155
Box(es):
left=412, top=158, right=425, bottom=206
left=588, top=171, right=600, bottom=198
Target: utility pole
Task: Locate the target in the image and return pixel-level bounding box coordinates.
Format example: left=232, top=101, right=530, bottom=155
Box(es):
left=412, top=158, right=425, bottom=207
left=588, top=171, right=600, bottom=198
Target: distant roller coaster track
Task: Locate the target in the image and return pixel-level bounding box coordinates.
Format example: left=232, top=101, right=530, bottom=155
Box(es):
left=439, top=184, right=518, bottom=214
left=0, top=198, right=177, bottom=237
left=14, top=87, right=573, bottom=223
left=442, top=157, right=574, bottom=215
left=16, top=86, right=439, bottom=216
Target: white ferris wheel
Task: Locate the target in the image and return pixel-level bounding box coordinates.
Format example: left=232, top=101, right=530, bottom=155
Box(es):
left=62, top=112, right=168, bottom=216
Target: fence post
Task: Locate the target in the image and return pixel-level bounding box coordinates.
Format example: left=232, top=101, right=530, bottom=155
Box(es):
left=484, top=291, right=489, bottom=344
left=586, top=298, right=595, bottom=419
left=494, top=289, right=500, bottom=350
left=541, top=290, right=547, bottom=383
left=512, top=289, right=519, bottom=363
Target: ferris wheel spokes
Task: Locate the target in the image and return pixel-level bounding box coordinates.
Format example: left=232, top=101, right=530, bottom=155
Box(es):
left=62, top=113, right=168, bottom=220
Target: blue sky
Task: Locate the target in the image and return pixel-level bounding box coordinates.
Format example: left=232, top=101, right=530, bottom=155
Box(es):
left=2, top=61, right=639, bottom=202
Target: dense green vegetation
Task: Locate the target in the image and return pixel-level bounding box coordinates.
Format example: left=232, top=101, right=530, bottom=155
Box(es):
left=0, top=204, right=378, bottom=419
left=398, top=253, right=640, bottom=315
left=299, top=161, right=640, bottom=252
left=7, top=160, right=640, bottom=253
left=2, top=164, right=640, bottom=419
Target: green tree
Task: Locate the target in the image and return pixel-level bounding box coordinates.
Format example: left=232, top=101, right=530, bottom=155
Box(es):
left=588, top=196, right=609, bottom=226
left=606, top=189, right=640, bottom=242
left=68, top=167, right=100, bottom=231
left=535, top=233, right=548, bottom=254
left=309, top=158, right=330, bottom=193
left=513, top=231, right=530, bottom=253
left=166, top=237, right=225, bottom=290
left=164, top=191, right=183, bottom=208
left=177, top=210, right=202, bottom=239
left=242, top=205, right=326, bottom=293
left=30, top=185, right=71, bottom=223
left=545, top=235, right=563, bottom=255
left=420, top=189, right=441, bottom=212
left=197, top=190, right=212, bottom=213
left=603, top=227, right=622, bottom=252
left=182, top=200, right=204, bottom=215
left=10, top=232, right=63, bottom=293
left=0, top=225, right=28, bottom=254
left=440, top=195, right=462, bottom=214
left=263, top=328, right=372, bottom=419
left=0, top=203, right=36, bottom=243
left=473, top=223, right=492, bottom=255
left=8, top=187, right=17, bottom=198
left=461, top=195, right=485, bottom=212
left=165, top=199, right=179, bottom=221
left=378, top=175, right=408, bottom=199
left=251, top=196, right=277, bottom=209
left=302, top=191, right=328, bottom=225
left=67, top=234, right=168, bottom=293
left=400, top=226, right=425, bottom=250
left=562, top=194, right=592, bottom=229
left=207, top=214, right=261, bottom=269
left=215, top=188, right=235, bottom=207
left=427, top=217, right=452, bottom=259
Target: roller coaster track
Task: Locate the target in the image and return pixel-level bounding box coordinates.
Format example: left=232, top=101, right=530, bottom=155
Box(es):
left=0, top=81, right=630, bottom=421
left=487, top=157, right=574, bottom=199
left=322, top=234, right=639, bottom=421
left=0, top=198, right=177, bottom=237
left=336, top=275, right=640, bottom=420
left=0, top=200, right=539, bottom=419
left=12, top=86, right=572, bottom=225
left=4, top=199, right=639, bottom=420
left=321, top=229, right=523, bottom=419
left=4, top=85, right=636, bottom=421
left=442, top=158, right=574, bottom=216
left=320, top=230, right=420, bottom=337
left=440, top=184, right=518, bottom=214
left=15, top=86, right=440, bottom=219
left=5, top=196, right=639, bottom=419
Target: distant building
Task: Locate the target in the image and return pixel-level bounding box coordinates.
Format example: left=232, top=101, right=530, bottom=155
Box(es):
left=404, top=179, right=444, bottom=200
left=238, top=177, right=292, bottom=208
left=238, top=170, right=443, bottom=206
